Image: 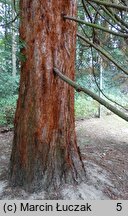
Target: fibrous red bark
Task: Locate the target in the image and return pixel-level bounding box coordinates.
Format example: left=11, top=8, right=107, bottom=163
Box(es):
left=9, top=0, right=85, bottom=191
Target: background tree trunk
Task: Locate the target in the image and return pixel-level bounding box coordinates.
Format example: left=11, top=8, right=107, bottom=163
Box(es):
left=12, top=5, right=17, bottom=77
left=98, top=56, right=103, bottom=118
left=9, top=0, right=85, bottom=191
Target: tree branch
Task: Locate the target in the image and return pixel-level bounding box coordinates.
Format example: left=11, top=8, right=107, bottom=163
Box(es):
left=0, top=13, right=19, bottom=27
left=86, top=1, right=126, bottom=33
left=77, top=33, right=128, bottom=76
left=64, top=15, right=128, bottom=38
left=82, top=0, right=128, bottom=32
left=53, top=67, right=128, bottom=122
left=100, top=5, right=128, bottom=32
left=88, top=0, right=128, bottom=11
left=106, top=6, right=128, bottom=29
left=90, top=48, right=128, bottom=111
left=82, top=0, right=93, bottom=23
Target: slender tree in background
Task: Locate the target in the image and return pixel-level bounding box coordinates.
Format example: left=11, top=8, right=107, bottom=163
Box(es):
left=9, top=0, right=85, bottom=191
left=0, top=0, right=19, bottom=76
left=11, top=2, right=17, bottom=77
left=4, top=0, right=8, bottom=49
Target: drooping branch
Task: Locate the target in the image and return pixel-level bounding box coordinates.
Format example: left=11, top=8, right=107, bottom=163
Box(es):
left=106, top=6, right=128, bottom=29
left=53, top=67, right=128, bottom=122
left=82, top=0, right=93, bottom=23
left=101, top=6, right=128, bottom=31
left=0, top=13, right=19, bottom=27
left=87, top=0, right=128, bottom=11
left=64, top=15, right=128, bottom=38
left=100, top=6, right=128, bottom=32
left=86, top=1, right=126, bottom=33
left=87, top=0, right=128, bottom=29
left=77, top=33, right=128, bottom=76
left=90, top=48, right=128, bottom=111
left=120, top=0, right=128, bottom=6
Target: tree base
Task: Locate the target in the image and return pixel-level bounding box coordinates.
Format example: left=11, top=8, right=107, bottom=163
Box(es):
left=9, top=145, right=86, bottom=192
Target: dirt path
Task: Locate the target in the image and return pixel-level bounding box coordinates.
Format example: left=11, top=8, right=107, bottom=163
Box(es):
left=76, top=115, right=128, bottom=147
left=0, top=115, right=128, bottom=199
left=76, top=115, right=128, bottom=199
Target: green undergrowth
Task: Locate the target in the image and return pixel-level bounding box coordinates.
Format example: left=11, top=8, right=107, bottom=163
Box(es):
left=0, top=91, right=127, bottom=127
left=75, top=94, right=99, bottom=119
left=0, top=95, right=18, bottom=127
left=75, top=91, right=128, bottom=120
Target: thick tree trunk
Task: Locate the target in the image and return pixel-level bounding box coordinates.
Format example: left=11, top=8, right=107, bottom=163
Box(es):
left=9, top=0, right=85, bottom=191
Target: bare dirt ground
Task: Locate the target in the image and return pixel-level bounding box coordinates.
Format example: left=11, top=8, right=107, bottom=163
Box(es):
left=76, top=115, right=128, bottom=199
left=0, top=114, right=128, bottom=200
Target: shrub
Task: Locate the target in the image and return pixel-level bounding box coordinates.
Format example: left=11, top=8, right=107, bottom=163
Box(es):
left=0, top=72, right=19, bottom=98
left=0, top=95, right=18, bottom=126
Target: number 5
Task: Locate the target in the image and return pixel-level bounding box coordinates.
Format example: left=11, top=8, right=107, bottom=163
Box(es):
left=116, top=203, right=122, bottom=211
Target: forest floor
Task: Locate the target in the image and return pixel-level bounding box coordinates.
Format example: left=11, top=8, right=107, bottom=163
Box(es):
left=0, top=114, right=128, bottom=200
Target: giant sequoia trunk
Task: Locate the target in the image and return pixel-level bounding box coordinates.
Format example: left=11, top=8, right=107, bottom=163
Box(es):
left=9, top=0, right=85, bottom=191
